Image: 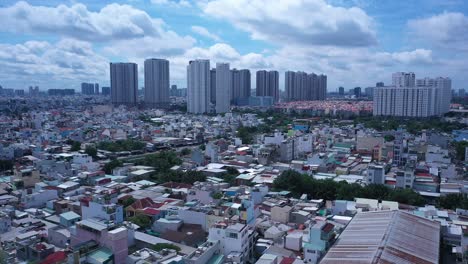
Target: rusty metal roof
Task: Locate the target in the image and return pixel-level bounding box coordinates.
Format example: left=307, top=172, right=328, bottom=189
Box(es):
left=320, top=210, right=440, bottom=264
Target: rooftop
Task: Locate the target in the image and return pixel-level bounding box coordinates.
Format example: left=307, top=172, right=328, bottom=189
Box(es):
left=321, top=210, right=440, bottom=264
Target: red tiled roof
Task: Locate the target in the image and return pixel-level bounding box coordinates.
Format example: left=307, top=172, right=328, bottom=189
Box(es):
left=142, top=208, right=160, bottom=215
left=280, top=257, right=295, bottom=264
left=40, top=251, right=67, bottom=264
left=322, top=223, right=334, bottom=233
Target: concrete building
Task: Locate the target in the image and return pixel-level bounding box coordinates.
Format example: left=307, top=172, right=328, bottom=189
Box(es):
left=392, top=72, right=415, bottom=87
left=367, top=164, right=385, bottom=185
left=81, top=83, right=95, bottom=95
left=215, top=63, right=231, bottom=113
left=231, top=69, right=251, bottom=105
left=373, top=84, right=450, bottom=117
left=81, top=199, right=124, bottom=224
left=285, top=71, right=326, bottom=101
left=144, top=58, right=170, bottom=108
left=187, top=60, right=211, bottom=114
left=338, top=87, right=344, bottom=95
left=256, top=70, right=279, bottom=102
left=210, top=68, right=216, bottom=104
left=110, top=62, right=138, bottom=106
left=208, top=222, right=254, bottom=263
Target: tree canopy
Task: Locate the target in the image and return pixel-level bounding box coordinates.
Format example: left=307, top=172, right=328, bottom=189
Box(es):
left=97, top=139, right=146, bottom=152
left=128, top=214, right=152, bottom=229
left=273, top=170, right=426, bottom=206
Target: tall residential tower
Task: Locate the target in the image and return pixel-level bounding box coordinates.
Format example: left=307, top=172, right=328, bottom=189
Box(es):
left=110, top=62, right=138, bottom=106
left=256, top=70, right=279, bottom=102
left=215, top=63, right=231, bottom=113
left=144, top=58, right=170, bottom=108
left=187, top=60, right=211, bottom=114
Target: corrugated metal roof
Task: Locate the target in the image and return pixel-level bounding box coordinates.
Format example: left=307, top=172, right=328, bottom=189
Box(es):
left=320, top=210, right=440, bottom=264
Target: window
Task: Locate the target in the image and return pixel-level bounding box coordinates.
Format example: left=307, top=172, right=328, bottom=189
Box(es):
left=227, top=232, right=238, bottom=239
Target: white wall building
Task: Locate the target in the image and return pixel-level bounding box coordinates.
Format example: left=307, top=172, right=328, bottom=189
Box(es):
left=208, top=222, right=253, bottom=263
left=187, top=60, right=211, bottom=114
left=374, top=73, right=451, bottom=117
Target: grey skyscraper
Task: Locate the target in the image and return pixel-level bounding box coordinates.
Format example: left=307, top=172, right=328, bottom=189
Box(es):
left=285, top=71, right=327, bottom=101
left=110, top=62, right=138, bottom=106
left=94, top=83, right=99, bottom=94
left=102, top=87, right=111, bottom=96
left=338, top=87, right=345, bottom=95
left=210, top=69, right=216, bottom=104
left=144, top=58, right=170, bottom=108
left=215, top=63, right=231, bottom=113
left=231, top=69, right=251, bottom=104
left=256, top=70, right=279, bottom=102
left=187, top=60, right=211, bottom=114
left=81, top=83, right=95, bottom=95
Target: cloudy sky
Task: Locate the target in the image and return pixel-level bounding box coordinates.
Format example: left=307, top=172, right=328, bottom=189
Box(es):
left=0, top=0, right=467, bottom=91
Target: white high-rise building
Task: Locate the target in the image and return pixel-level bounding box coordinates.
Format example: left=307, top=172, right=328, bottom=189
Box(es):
left=392, top=72, right=415, bottom=87
left=215, top=63, right=231, bottom=113
left=110, top=62, right=138, bottom=106
left=374, top=73, right=451, bottom=117
left=144, top=58, right=170, bottom=108
left=187, top=60, right=211, bottom=114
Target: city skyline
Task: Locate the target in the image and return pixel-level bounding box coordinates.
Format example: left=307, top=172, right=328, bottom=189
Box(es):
left=0, top=0, right=467, bottom=91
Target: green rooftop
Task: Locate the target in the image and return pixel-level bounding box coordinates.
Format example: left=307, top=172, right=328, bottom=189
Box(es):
left=60, top=211, right=80, bottom=221
left=87, top=247, right=113, bottom=263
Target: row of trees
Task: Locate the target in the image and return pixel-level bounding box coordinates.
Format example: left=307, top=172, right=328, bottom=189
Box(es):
left=354, top=116, right=465, bottom=134
left=97, top=139, right=146, bottom=152
left=273, top=170, right=426, bottom=206
left=438, top=194, right=468, bottom=210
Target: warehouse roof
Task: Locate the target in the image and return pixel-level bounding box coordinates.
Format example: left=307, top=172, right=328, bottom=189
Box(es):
left=321, top=210, right=440, bottom=264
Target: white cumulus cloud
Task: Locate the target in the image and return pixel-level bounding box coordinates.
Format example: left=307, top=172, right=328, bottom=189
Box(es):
left=202, top=0, right=377, bottom=47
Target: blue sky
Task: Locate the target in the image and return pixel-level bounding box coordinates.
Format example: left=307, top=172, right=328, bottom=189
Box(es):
left=0, top=0, right=467, bottom=91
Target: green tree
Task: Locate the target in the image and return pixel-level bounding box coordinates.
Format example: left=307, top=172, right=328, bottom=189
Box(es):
left=438, top=194, right=468, bottom=210
left=180, top=148, right=191, bottom=156
left=70, top=141, right=81, bottom=151
left=454, top=141, right=468, bottom=161
left=103, top=159, right=123, bottom=174
left=140, top=151, right=182, bottom=172
left=121, top=196, right=136, bottom=208
left=85, top=146, right=98, bottom=159
left=0, top=249, right=7, bottom=264
left=97, top=139, right=146, bottom=152
left=128, top=214, right=152, bottom=229
left=0, top=160, right=13, bottom=172
left=151, top=243, right=181, bottom=252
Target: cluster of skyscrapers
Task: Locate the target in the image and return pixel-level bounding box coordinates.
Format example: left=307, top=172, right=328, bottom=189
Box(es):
left=187, top=60, right=279, bottom=114
left=285, top=71, right=327, bottom=101
left=110, top=59, right=327, bottom=113
left=110, top=59, right=170, bottom=108
left=373, top=72, right=452, bottom=117
left=81, top=83, right=99, bottom=95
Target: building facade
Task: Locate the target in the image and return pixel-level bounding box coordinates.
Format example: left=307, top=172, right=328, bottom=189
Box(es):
left=110, top=63, right=138, bottom=106
left=285, top=71, right=326, bottom=101
left=374, top=74, right=451, bottom=117
left=256, top=70, right=279, bottom=102
left=215, top=63, right=231, bottom=113
left=231, top=69, right=251, bottom=105
left=187, top=60, right=211, bottom=114
left=144, top=58, right=170, bottom=108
